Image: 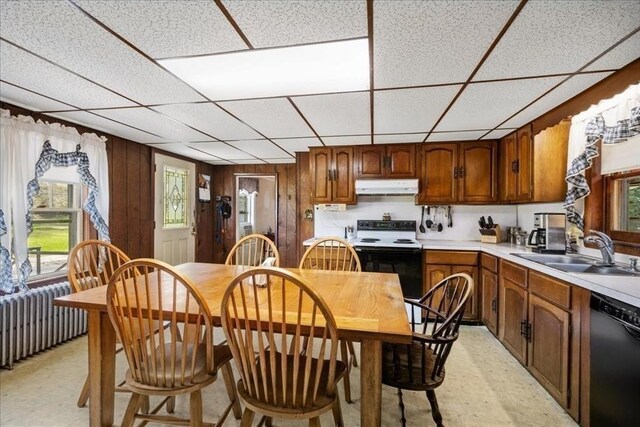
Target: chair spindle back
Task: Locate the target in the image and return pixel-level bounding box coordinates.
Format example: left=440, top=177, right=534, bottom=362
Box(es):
left=299, top=237, right=361, bottom=272
left=67, top=239, right=130, bottom=293
left=225, top=234, right=280, bottom=267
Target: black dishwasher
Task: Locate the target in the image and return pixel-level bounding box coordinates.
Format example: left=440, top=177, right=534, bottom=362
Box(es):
left=590, top=293, right=640, bottom=427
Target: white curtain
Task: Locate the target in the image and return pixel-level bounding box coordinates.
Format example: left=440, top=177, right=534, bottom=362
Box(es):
left=0, top=109, right=109, bottom=292
left=564, top=83, right=640, bottom=231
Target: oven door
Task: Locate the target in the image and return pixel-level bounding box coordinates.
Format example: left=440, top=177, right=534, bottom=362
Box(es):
left=355, top=246, right=423, bottom=299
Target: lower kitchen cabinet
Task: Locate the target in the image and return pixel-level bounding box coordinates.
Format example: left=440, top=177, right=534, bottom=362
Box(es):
left=498, top=260, right=579, bottom=419
left=480, top=254, right=499, bottom=336
left=424, top=251, right=479, bottom=322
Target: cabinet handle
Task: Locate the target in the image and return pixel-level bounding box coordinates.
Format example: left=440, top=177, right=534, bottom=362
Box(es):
left=328, top=169, right=333, bottom=181
left=514, top=159, right=520, bottom=173
left=520, top=320, right=527, bottom=337
left=491, top=298, right=497, bottom=313
left=386, top=156, right=391, bottom=168
left=511, top=160, right=517, bottom=173
left=458, top=166, right=464, bottom=177
left=526, top=322, right=532, bottom=342
left=332, top=169, right=337, bottom=181
left=453, top=167, right=459, bottom=179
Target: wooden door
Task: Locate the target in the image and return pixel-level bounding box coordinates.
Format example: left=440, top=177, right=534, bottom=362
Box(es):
left=419, top=144, right=457, bottom=203
left=355, top=145, right=385, bottom=178
left=516, top=125, right=533, bottom=201
left=501, top=132, right=517, bottom=201
left=481, top=268, right=499, bottom=336
left=458, top=141, right=497, bottom=203
left=387, top=144, right=416, bottom=178
left=527, top=294, right=570, bottom=407
left=499, top=279, right=528, bottom=364
left=309, top=147, right=332, bottom=203
left=452, top=265, right=478, bottom=321
left=332, top=147, right=355, bottom=204
left=533, top=120, right=569, bottom=202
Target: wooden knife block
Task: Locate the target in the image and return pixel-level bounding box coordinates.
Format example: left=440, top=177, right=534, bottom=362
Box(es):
left=479, top=225, right=503, bottom=243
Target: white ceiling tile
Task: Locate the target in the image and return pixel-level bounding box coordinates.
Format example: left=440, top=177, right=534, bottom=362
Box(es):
left=0, top=41, right=135, bottom=109
left=374, top=1, right=519, bottom=88
left=426, top=130, right=487, bottom=142
left=374, top=133, right=428, bottom=144
left=0, top=82, right=75, bottom=112
left=218, top=98, right=313, bottom=138
left=156, top=143, right=220, bottom=162
left=48, top=111, right=168, bottom=144
left=375, top=86, right=461, bottom=134
left=322, top=135, right=371, bottom=146
left=222, top=0, right=366, bottom=48
left=482, top=129, right=515, bottom=140
left=474, top=1, right=640, bottom=80
left=263, top=158, right=296, bottom=164
left=292, top=92, right=370, bottom=136
left=227, top=140, right=292, bottom=159
left=73, top=0, right=247, bottom=58
left=0, top=1, right=204, bottom=104
left=152, top=103, right=261, bottom=141
left=584, top=31, right=640, bottom=72
left=233, top=159, right=267, bottom=165
left=206, top=159, right=234, bottom=165
left=95, top=107, right=212, bottom=142
left=436, top=77, right=565, bottom=131
left=187, top=142, right=254, bottom=160
left=501, top=72, right=613, bottom=129
left=272, top=137, right=323, bottom=155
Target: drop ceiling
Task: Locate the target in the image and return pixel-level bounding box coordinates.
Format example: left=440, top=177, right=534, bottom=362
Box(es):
left=0, top=0, right=638, bottom=165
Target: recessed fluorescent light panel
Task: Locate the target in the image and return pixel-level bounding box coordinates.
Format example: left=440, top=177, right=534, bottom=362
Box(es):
left=160, top=39, right=369, bottom=100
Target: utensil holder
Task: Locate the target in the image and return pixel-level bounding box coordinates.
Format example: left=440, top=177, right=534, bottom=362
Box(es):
left=479, top=225, right=503, bottom=243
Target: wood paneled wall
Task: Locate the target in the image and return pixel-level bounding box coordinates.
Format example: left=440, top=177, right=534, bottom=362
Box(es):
left=209, top=163, right=299, bottom=267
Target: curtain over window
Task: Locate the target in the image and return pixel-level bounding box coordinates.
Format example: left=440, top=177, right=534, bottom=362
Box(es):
left=0, top=109, right=109, bottom=292
left=564, top=84, right=640, bottom=231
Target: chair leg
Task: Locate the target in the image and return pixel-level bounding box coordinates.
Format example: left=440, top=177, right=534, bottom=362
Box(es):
left=190, top=389, right=203, bottom=427
left=397, top=388, right=407, bottom=427
left=347, top=340, right=358, bottom=368
left=340, top=341, right=353, bottom=403
left=426, top=389, right=443, bottom=427
left=221, top=362, right=243, bottom=419
left=121, top=393, right=143, bottom=427
left=166, top=396, right=176, bottom=413
left=265, top=416, right=273, bottom=426
left=309, top=417, right=321, bottom=427
left=76, top=374, right=90, bottom=407
left=240, top=408, right=255, bottom=427
left=332, top=388, right=344, bottom=427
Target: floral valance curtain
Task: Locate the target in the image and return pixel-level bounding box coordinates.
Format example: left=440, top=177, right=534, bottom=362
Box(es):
left=564, top=84, right=640, bottom=231
left=0, top=109, right=110, bottom=292
left=239, top=177, right=259, bottom=194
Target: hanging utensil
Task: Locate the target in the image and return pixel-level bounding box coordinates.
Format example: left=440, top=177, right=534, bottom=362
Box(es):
left=437, top=207, right=443, bottom=232
left=447, top=206, right=453, bottom=228
left=419, top=205, right=426, bottom=233
left=426, top=206, right=434, bottom=229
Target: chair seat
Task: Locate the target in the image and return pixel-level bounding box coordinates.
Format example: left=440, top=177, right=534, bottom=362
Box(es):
left=381, top=341, right=445, bottom=391
left=238, top=351, right=347, bottom=416
left=126, top=343, right=232, bottom=392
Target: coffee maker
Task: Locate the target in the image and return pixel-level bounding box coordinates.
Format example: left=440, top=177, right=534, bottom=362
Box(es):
left=528, top=213, right=566, bottom=254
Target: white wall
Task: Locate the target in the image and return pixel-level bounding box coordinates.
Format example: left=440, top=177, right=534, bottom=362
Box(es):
left=253, top=177, right=276, bottom=235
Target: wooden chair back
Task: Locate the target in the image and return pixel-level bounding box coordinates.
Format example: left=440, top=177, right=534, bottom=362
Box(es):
left=106, top=259, right=214, bottom=389
left=299, top=237, right=361, bottom=272
left=67, top=239, right=130, bottom=293
left=225, top=234, right=280, bottom=267
left=221, top=267, right=340, bottom=410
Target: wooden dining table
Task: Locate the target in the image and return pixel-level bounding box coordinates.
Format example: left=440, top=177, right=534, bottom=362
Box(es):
left=54, top=263, right=413, bottom=427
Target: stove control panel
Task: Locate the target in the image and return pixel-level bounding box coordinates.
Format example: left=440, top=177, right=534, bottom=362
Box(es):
left=357, top=220, right=416, bottom=232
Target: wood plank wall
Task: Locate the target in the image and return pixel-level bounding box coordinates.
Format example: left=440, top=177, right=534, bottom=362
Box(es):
left=209, top=163, right=299, bottom=267
left=1, top=102, right=215, bottom=262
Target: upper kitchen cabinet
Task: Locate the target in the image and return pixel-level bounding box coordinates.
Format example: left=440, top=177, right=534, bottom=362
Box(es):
left=532, top=120, right=570, bottom=203
left=355, top=144, right=417, bottom=179
left=309, top=146, right=356, bottom=204
left=500, top=125, right=533, bottom=202
left=418, top=141, right=498, bottom=204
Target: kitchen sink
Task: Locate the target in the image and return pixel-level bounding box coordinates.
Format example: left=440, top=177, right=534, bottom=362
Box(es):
left=512, top=253, right=592, bottom=264
left=545, top=263, right=638, bottom=276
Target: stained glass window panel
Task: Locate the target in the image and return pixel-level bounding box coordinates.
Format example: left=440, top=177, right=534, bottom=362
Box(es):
left=163, top=166, right=188, bottom=228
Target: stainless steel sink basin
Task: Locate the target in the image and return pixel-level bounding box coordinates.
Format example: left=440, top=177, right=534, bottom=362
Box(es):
left=545, top=263, right=638, bottom=276
left=512, top=253, right=592, bottom=264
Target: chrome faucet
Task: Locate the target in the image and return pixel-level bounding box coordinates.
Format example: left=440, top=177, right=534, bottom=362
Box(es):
left=584, top=230, right=615, bottom=266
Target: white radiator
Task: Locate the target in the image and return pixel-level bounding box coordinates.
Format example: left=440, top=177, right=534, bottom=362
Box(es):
left=0, top=282, right=87, bottom=369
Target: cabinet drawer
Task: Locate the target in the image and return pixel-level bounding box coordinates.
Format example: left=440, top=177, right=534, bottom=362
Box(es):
left=528, top=271, right=571, bottom=309
left=425, top=251, right=478, bottom=265
left=501, top=260, right=527, bottom=288
left=480, top=253, right=498, bottom=273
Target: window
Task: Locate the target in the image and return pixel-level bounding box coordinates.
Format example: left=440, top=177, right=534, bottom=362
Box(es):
left=610, top=174, right=640, bottom=233
left=27, top=180, right=83, bottom=280
left=163, top=166, right=189, bottom=228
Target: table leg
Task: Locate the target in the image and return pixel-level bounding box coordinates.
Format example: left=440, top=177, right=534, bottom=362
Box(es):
left=88, top=310, right=116, bottom=427
left=360, top=339, right=381, bottom=427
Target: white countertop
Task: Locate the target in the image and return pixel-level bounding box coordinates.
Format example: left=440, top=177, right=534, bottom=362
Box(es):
left=419, top=239, right=640, bottom=307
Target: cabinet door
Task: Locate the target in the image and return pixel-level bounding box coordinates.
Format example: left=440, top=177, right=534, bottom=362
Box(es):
left=424, top=264, right=450, bottom=293
left=527, top=294, right=570, bottom=407
left=452, top=265, right=478, bottom=321
left=355, top=145, right=385, bottom=178
left=516, top=126, right=533, bottom=201
left=533, top=120, right=569, bottom=202
left=332, top=147, right=355, bottom=204
left=310, top=147, right=332, bottom=203
left=387, top=144, right=417, bottom=178
left=499, top=279, right=528, bottom=364
left=501, top=132, right=517, bottom=201
left=481, top=268, right=499, bottom=336
left=458, top=141, right=497, bottom=203
left=419, top=144, right=457, bottom=203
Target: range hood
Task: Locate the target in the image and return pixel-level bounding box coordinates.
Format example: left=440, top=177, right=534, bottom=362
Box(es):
left=355, top=179, right=419, bottom=195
